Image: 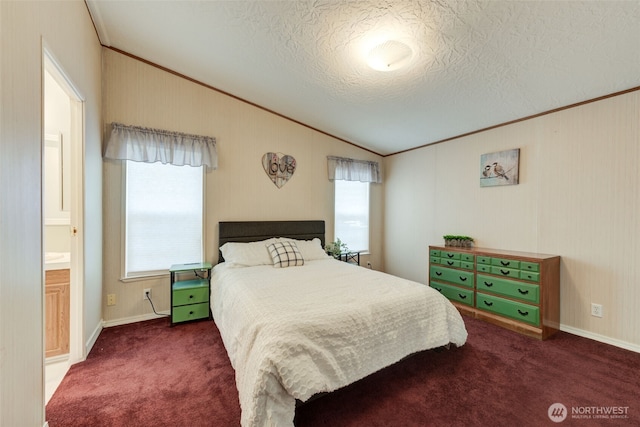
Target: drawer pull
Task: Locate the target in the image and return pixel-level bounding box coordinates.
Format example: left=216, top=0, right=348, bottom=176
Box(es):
left=447, top=261, right=454, bottom=266
left=458, top=294, right=467, bottom=299
left=518, top=289, right=529, bottom=295
left=434, top=287, right=442, bottom=292
left=459, top=276, right=467, bottom=282
left=189, top=295, right=194, bottom=299
left=483, top=301, right=493, bottom=307
left=500, top=269, right=511, bottom=276
left=189, top=311, right=194, bottom=315
left=483, top=281, right=493, bottom=287
left=447, top=253, right=454, bottom=258
left=517, top=310, right=529, bottom=317
left=435, top=271, right=442, bottom=276
left=500, top=261, right=511, bottom=266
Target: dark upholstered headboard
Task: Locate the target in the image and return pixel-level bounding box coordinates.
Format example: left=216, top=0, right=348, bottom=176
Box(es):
left=218, top=220, right=325, bottom=263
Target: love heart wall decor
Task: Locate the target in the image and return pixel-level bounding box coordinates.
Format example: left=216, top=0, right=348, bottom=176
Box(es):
left=262, top=152, right=296, bottom=188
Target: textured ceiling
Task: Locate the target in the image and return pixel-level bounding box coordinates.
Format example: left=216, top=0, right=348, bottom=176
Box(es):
left=87, top=0, right=640, bottom=155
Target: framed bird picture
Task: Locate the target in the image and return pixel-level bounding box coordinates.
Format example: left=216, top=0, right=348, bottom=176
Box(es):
left=480, top=148, right=520, bottom=187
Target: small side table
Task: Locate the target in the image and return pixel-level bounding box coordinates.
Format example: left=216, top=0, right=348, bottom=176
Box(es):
left=169, top=262, right=212, bottom=326
left=337, top=252, right=360, bottom=266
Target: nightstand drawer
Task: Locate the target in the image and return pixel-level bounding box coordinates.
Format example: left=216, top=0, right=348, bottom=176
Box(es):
left=172, top=302, right=209, bottom=323
left=173, top=283, right=209, bottom=306
left=476, top=293, right=540, bottom=327
left=477, top=274, right=539, bottom=304
left=430, top=282, right=474, bottom=307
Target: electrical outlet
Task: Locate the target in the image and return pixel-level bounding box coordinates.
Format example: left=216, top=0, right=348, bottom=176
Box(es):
left=143, top=288, right=151, bottom=301
left=107, top=294, right=116, bottom=306
left=591, top=303, right=603, bottom=318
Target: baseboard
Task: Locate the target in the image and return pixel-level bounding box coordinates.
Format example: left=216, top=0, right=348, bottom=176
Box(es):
left=45, top=353, right=70, bottom=366
left=85, top=320, right=103, bottom=357
left=560, top=324, right=640, bottom=353
left=102, top=311, right=170, bottom=328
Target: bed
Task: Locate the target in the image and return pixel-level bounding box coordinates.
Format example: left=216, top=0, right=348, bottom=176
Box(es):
left=211, top=220, right=467, bottom=427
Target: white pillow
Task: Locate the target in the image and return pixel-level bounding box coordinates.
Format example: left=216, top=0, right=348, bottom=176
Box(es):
left=266, top=241, right=305, bottom=268
left=220, top=238, right=276, bottom=266
left=277, top=238, right=330, bottom=261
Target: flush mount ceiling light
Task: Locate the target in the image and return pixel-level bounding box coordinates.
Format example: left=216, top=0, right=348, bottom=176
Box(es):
left=366, top=40, right=414, bottom=72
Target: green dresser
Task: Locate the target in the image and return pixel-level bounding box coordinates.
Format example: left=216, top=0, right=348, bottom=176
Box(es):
left=170, top=262, right=212, bottom=326
left=429, top=246, right=560, bottom=340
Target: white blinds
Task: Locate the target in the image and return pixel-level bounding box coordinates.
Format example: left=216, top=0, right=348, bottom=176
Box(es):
left=104, top=122, right=218, bottom=169
left=327, top=156, right=381, bottom=183
left=125, top=161, right=203, bottom=277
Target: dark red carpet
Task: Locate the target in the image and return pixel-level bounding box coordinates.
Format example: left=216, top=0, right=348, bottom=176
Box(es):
left=46, top=315, right=640, bottom=426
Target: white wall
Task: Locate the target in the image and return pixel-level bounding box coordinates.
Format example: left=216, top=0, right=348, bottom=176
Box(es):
left=384, top=90, right=640, bottom=349
left=0, top=1, right=102, bottom=425
left=101, top=49, right=384, bottom=324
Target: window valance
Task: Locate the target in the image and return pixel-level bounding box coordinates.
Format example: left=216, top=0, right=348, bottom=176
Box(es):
left=103, top=122, right=218, bottom=169
left=327, top=156, right=381, bottom=183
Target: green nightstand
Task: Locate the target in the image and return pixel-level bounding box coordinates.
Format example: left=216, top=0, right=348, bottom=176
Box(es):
left=169, top=262, right=212, bottom=326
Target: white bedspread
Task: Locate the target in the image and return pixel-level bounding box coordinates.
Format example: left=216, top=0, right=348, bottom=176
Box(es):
left=211, top=259, right=467, bottom=427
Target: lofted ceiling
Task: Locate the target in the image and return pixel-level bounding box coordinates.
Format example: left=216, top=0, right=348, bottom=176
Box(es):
left=86, top=0, right=640, bottom=156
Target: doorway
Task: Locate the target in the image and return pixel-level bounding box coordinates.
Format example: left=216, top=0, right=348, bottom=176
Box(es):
left=43, top=50, right=85, bottom=403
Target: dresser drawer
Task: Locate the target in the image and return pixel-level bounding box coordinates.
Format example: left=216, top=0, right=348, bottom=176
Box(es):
left=520, top=271, right=540, bottom=282
left=441, top=259, right=461, bottom=268
left=461, top=254, right=474, bottom=262
left=429, top=249, right=441, bottom=257
left=520, top=261, right=540, bottom=272
left=173, top=281, right=209, bottom=306
left=430, top=256, right=441, bottom=264
left=477, top=274, right=540, bottom=304
left=171, top=302, right=209, bottom=323
left=491, top=257, right=520, bottom=269
left=460, top=261, right=474, bottom=270
left=477, top=256, right=491, bottom=265
left=477, top=264, right=491, bottom=273
left=491, top=266, right=519, bottom=278
left=440, top=251, right=461, bottom=260
left=430, top=265, right=474, bottom=288
left=476, top=293, right=540, bottom=327
left=430, top=282, right=474, bottom=307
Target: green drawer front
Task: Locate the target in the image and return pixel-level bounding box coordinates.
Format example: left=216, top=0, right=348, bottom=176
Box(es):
left=520, top=271, right=540, bottom=282
left=476, top=294, right=540, bottom=327
left=461, top=254, right=475, bottom=262
left=477, top=264, right=491, bottom=273
left=441, top=259, right=461, bottom=268
left=430, top=265, right=474, bottom=288
left=491, top=257, right=520, bottom=269
left=477, top=256, right=492, bottom=265
left=430, top=282, right=474, bottom=307
left=430, top=256, right=440, bottom=264
left=491, top=266, right=519, bottom=278
left=477, top=274, right=540, bottom=304
left=172, top=302, right=209, bottom=323
left=520, top=261, right=540, bottom=272
left=429, top=249, right=441, bottom=257
left=173, top=286, right=209, bottom=306
left=460, top=261, right=474, bottom=270
left=441, top=251, right=461, bottom=260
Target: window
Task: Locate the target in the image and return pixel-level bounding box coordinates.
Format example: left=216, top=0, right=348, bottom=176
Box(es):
left=334, top=180, right=369, bottom=252
left=124, top=161, right=203, bottom=278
